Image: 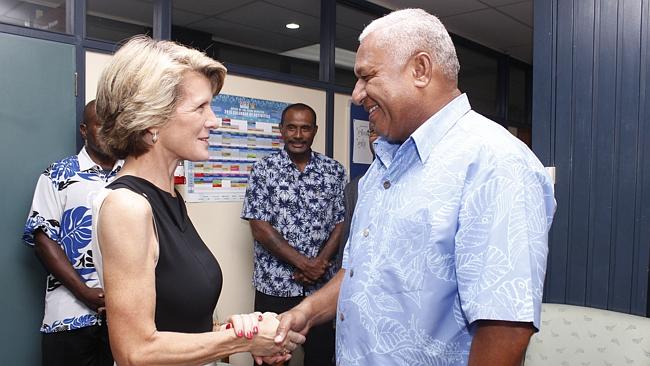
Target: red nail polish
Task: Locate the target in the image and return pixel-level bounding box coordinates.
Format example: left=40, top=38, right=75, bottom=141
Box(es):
left=238, top=330, right=243, bottom=337
left=258, top=314, right=263, bottom=321
left=253, top=326, right=258, bottom=334
left=225, top=323, right=232, bottom=329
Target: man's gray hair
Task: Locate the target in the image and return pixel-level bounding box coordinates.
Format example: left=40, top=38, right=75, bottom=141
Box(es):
left=359, top=8, right=460, bottom=82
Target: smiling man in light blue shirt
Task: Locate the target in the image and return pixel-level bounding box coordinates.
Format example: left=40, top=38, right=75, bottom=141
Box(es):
left=268, top=8, right=556, bottom=366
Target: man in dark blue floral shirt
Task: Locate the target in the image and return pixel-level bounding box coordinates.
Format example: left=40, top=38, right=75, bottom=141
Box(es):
left=23, top=100, right=122, bottom=366
left=242, top=103, right=346, bottom=366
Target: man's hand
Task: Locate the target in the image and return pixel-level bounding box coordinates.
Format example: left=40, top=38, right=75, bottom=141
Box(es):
left=299, top=257, right=329, bottom=281
left=77, top=286, right=106, bottom=313
left=293, top=270, right=315, bottom=285
left=34, top=231, right=107, bottom=314
left=275, top=308, right=311, bottom=340
left=254, top=307, right=312, bottom=365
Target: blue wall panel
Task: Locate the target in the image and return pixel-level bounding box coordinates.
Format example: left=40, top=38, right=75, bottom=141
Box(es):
left=546, top=0, right=573, bottom=304
left=566, top=0, right=595, bottom=305
left=634, top=0, right=650, bottom=316
left=586, top=0, right=618, bottom=310
left=532, top=0, right=554, bottom=167
left=609, top=0, right=641, bottom=312
left=534, top=0, right=650, bottom=315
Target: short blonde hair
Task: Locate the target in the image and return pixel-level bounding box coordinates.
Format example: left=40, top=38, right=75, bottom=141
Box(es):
left=96, top=36, right=227, bottom=159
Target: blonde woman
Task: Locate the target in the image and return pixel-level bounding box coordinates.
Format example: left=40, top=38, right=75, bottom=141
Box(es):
left=91, top=36, right=303, bottom=366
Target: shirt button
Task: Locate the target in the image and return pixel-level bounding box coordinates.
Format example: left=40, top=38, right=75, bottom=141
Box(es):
left=339, top=312, right=345, bottom=321
left=383, top=180, right=391, bottom=189
left=363, top=228, right=369, bottom=237
left=349, top=269, right=354, bottom=277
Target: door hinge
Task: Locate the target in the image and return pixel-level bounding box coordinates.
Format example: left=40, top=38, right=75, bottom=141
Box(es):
left=74, top=72, right=78, bottom=97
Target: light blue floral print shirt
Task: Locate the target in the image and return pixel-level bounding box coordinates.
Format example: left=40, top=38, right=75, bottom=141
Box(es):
left=23, top=147, right=122, bottom=333
left=336, top=94, right=556, bottom=365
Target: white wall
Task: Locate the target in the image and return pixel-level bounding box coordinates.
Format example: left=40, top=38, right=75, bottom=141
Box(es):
left=334, top=93, right=352, bottom=174
left=86, top=50, right=351, bottom=366
left=85, top=51, right=113, bottom=104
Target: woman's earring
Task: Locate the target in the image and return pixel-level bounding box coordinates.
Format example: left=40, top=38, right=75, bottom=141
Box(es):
left=152, top=130, right=159, bottom=144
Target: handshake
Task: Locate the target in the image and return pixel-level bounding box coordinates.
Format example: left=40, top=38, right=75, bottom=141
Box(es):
left=216, top=311, right=306, bottom=365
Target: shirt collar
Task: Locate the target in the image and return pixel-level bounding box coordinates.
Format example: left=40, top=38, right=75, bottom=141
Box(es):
left=373, top=137, right=398, bottom=169
left=410, top=93, right=471, bottom=163
left=374, top=94, right=471, bottom=167
left=279, top=148, right=319, bottom=172
left=78, top=146, right=123, bottom=172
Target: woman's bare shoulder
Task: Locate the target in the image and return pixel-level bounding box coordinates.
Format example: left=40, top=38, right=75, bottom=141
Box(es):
left=101, top=188, right=152, bottom=222
left=98, top=188, right=157, bottom=259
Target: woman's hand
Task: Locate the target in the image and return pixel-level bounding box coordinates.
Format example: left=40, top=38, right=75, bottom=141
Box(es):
left=225, top=312, right=263, bottom=339
left=213, top=320, right=232, bottom=332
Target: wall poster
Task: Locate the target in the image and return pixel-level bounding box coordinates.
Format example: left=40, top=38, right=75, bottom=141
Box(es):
left=184, top=94, right=288, bottom=202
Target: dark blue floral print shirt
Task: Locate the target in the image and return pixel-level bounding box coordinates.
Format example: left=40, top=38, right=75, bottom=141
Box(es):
left=242, top=149, right=346, bottom=296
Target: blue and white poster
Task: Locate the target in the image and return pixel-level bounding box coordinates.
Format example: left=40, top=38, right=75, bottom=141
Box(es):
left=184, top=94, right=289, bottom=202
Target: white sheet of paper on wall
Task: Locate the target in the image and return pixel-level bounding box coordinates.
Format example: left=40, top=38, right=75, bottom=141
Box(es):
left=352, top=119, right=373, bottom=164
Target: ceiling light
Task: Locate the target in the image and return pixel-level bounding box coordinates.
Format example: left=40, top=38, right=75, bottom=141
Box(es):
left=286, top=23, right=300, bottom=30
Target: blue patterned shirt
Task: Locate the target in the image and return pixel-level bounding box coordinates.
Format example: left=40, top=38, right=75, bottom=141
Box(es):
left=23, top=147, right=122, bottom=333
left=242, top=149, right=347, bottom=297
left=336, top=94, right=556, bottom=365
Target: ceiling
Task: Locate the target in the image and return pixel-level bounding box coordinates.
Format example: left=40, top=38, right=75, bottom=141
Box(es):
left=1, top=0, right=533, bottom=64
left=172, top=0, right=533, bottom=64
left=369, top=0, right=533, bottom=63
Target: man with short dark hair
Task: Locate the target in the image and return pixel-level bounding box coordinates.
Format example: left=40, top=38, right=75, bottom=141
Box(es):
left=23, top=100, right=122, bottom=366
left=242, top=103, right=346, bottom=365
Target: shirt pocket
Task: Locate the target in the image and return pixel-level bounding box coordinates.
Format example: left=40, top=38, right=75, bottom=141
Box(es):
left=377, top=261, right=426, bottom=294
left=312, top=185, right=337, bottom=221
left=373, top=215, right=430, bottom=294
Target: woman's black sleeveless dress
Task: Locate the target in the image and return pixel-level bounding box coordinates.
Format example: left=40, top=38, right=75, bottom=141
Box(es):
left=107, top=175, right=223, bottom=333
